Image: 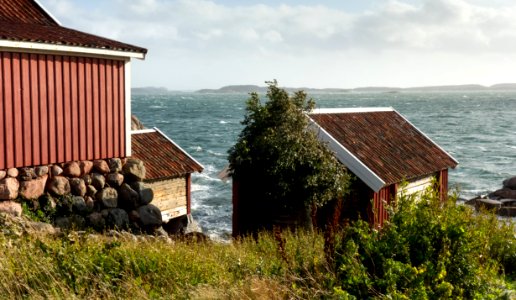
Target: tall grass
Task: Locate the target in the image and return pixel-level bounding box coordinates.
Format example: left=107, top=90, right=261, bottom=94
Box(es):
left=0, top=228, right=330, bottom=299
left=0, top=188, right=514, bottom=299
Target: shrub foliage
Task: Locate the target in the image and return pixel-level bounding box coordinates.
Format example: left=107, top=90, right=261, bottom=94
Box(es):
left=333, top=189, right=515, bottom=299
left=228, top=80, right=350, bottom=215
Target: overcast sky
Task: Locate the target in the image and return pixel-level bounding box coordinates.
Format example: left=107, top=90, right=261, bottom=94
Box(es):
left=39, top=0, right=516, bottom=90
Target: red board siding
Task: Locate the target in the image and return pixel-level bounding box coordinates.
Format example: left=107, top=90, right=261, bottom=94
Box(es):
left=372, top=185, right=396, bottom=228
left=0, top=51, right=126, bottom=169
left=439, top=169, right=448, bottom=202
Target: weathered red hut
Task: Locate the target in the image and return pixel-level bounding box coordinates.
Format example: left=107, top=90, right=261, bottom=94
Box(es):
left=230, top=107, right=458, bottom=234
left=131, top=128, right=204, bottom=222
left=0, top=0, right=147, bottom=170
left=308, top=107, right=458, bottom=227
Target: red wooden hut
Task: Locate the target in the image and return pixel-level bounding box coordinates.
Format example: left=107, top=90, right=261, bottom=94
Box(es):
left=131, top=128, right=204, bottom=222
left=230, top=107, right=458, bottom=234
left=308, top=107, right=458, bottom=227
left=0, top=0, right=147, bottom=170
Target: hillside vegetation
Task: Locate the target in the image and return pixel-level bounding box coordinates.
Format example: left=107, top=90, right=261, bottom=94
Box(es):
left=0, top=189, right=514, bottom=299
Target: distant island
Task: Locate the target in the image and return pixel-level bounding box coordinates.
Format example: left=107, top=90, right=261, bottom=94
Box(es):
left=197, top=83, right=516, bottom=93
left=197, top=85, right=351, bottom=94
left=132, top=83, right=516, bottom=94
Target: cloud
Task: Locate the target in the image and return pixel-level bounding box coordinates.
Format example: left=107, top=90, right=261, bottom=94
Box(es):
left=41, top=0, right=516, bottom=88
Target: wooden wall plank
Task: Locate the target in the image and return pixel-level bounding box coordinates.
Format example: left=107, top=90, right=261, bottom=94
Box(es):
left=38, top=56, right=49, bottom=165
left=2, top=53, right=14, bottom=168
left=63, top=56, right=72, bottom=162
left=47, top=55, right=56, bottom=164
left=78, top=57, right=86, bottom=161
left=55, top=56, right=65, bottom=163
left=21, top=53, right=32, bottom=167
left=106, top=61, right=113, bottom=158
left=70, top=57, right=79, bottom=161
left=92, top=58, right=100, bottom=159
left=12, top=53, right=23, bottom=167
left=85, top=58, right=93, bottom=159
left=112, top=61, right=120, bottom=157
left=99, top=60, right=107, bottom=158
left=30, top=54, right=41, bottom=166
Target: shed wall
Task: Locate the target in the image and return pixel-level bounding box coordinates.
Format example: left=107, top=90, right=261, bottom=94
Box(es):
left=372, top=185, right=396, bottom=228
left=148, top=176, right=188, bottom=221
left=0, top=51, right=126, bottom=169
left=439, top=169, right=449, bottom=202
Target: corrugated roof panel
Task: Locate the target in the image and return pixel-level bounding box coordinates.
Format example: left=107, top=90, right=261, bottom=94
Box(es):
left=309, top=110, right=458, bottom=186
left=131, top=130, right=203, bottom=181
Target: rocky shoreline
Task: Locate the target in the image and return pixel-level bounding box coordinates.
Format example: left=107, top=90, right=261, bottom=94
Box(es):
left=464, top=176, right=516, bottom=217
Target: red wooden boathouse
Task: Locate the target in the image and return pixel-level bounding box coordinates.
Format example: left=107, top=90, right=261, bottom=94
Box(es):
left=308, top=107, right=458, bottom=227
left=231, top=107, right=458, bottom=234
left=131, top=128, right=204, bottom=222
left=0, top=0, right=147, bottom=170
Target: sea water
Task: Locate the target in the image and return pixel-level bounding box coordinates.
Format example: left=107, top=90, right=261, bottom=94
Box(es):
left=132, top=91, right=516, bottom=239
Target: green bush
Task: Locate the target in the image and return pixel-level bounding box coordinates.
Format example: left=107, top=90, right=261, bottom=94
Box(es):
left=333, top=188, right=515, bottom=299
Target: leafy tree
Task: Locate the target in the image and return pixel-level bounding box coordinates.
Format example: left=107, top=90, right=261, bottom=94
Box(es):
left=228, top=80, right=350, bottom=233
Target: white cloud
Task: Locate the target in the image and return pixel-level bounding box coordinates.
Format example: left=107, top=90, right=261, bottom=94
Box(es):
left=40, top=0, right=516, bottom=89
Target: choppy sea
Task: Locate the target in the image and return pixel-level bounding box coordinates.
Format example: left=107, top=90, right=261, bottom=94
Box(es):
left=132, top=91, right=516, bottom=239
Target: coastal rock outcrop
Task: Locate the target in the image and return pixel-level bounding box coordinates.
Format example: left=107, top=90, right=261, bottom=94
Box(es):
left=467, top=176, right=516, bottom=217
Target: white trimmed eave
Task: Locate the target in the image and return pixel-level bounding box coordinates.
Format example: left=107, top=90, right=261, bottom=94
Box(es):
left=307, top=117, right=386, bottom=192
left=33, top=0, right=62, bottom=26
left=0, top=40, right=146, bottom=60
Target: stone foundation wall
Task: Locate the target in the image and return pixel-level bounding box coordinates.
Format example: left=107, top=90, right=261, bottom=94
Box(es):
left=148, top=177, right=187, bottom=221
left=0, top=158, right=164, bottom=233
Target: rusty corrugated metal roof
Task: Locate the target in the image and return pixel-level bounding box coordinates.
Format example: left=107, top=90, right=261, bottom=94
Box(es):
left=131, top=129, right=203, bottom=181
left=309, top=108, right=458, bottom=187
left=0, top=0, right=57, bottom=26
left=0, top=0, right=147, bottom=54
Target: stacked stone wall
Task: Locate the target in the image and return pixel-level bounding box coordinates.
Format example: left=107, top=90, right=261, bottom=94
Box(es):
left=0, top=157, right=163, bottom=233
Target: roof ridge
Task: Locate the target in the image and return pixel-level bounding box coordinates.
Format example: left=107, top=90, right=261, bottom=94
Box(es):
left=310, top=107, right=394, bottom=114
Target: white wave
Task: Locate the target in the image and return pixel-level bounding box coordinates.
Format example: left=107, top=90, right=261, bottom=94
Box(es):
left=207, top=149, right=225, bottom=157
left=219, top=120, right=228, bottom=124
left=191, top=146, right=203, bottom=152
left=195, top=173, right=222, bottom=183
left=191, top=184, right=210, bottom=192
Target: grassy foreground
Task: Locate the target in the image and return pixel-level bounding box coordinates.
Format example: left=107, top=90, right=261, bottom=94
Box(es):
left=0, top=227, right=330, bottom=299
left=0, top=192, right=515, bottom=299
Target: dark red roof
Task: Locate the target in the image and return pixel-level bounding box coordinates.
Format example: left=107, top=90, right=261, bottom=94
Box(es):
left=0, top=0, right=57, bottom=26
left=309, top=109, right=457, bottom=186
left=0, top=0, right=147, bottom=55
left=131, top=129, right=203, bottom=181
left=0, top=21, right=148, bottom=54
